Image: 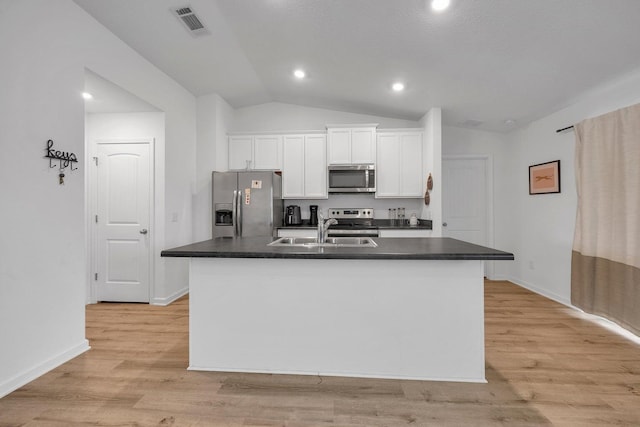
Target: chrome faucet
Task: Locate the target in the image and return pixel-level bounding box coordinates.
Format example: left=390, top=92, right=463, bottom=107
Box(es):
left=317, top=211, right=338, bottom=243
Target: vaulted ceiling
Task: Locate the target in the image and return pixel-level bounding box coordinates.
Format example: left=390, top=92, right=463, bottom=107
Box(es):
left=75, top=0, right=640, bottom=132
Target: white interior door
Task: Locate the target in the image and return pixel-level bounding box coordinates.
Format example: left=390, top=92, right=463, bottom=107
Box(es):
left=96, top=143, right=151, bottom=302
left=442, top=156, right=493, bottom=276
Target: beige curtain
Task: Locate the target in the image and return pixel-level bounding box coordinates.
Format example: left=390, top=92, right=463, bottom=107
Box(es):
left=572, top=103, right=640, bottom=335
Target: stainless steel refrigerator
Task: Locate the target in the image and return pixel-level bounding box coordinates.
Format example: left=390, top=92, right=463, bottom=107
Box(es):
left=212, top=171, right=283, bottom=238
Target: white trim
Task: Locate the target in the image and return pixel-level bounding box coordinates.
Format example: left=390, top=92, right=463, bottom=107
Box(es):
left=86, top=138, right=155, bottom=304
left=151, top=287, right=189, bottom=306
left=508, top=276, right=571, bottom=306
left=187, top=366, right=487, bottom=384
left=376, top=128, right=423, bottom=133
left=325, top=123, right=379, bottom=128
left=227, top=127, right=420, bottom=137
left=227, top=129, right=327, bottom=136
left=570, top=310, right=640, bottom=346
left=0, top=340, right=90, bottom=399
left=507, top=276, right=640, bottom=345
left=442, top=154, right=495, bottom=279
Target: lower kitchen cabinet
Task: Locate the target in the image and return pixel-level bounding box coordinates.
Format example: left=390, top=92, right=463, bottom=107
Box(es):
left=378, top=229, right=432, bottom=238
left=282, top=134, right=327, bottom=199
left=277, top=229, right=316, bottom=238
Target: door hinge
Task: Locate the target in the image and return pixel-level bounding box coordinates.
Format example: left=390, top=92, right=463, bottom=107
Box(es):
left=95, top=214, right=98, bottom=223
left=94, top=273, right=98, bottom=280
left=93, top=156, right=98, bottom=166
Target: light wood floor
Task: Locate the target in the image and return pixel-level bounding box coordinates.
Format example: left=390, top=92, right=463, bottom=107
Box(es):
left=1, top=280, right=640, bottom=426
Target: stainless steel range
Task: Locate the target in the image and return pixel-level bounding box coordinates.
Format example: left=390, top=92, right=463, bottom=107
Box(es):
left=326, top=208, right=378, bottom=237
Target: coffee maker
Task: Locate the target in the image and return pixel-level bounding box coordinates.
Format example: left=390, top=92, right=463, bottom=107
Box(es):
left=309, top=205, right=319, bottom=225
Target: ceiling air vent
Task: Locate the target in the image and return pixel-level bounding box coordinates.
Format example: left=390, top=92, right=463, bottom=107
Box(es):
left=173, top=6, right=209, bottom=37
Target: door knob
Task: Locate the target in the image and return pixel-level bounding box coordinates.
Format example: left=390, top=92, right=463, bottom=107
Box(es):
left=140, top=229, right=148, bottom=234
left=442, top=222, right=448, bottom=227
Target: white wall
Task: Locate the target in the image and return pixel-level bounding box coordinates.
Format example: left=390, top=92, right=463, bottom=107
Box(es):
left=194, top=94, right=234, bottom=241
left=442, top=67, right=640, bottom=304
left=215, top=96, right=235, bottom=172
left=0, top=0, right=195, bottom=397
left=505, top=67, right=640, bottom=304
left=232, top=102, right=419, bottom=132
left=420, top=108, right=443, bottom=235
left=192, top=101, right=426, bottom=235
left=442, top=126, right=512, bottom=278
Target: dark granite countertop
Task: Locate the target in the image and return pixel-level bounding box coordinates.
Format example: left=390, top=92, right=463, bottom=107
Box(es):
left=161, top=237, right=514, bottom=261
left=277, top=219, right=433, bottom=230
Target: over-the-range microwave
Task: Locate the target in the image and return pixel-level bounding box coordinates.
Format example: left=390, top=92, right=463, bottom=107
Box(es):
left=328, top=164, right=376, bottom=193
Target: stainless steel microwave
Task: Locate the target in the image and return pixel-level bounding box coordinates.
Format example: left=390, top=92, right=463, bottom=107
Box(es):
left=328, top=164, right=376, bottom=193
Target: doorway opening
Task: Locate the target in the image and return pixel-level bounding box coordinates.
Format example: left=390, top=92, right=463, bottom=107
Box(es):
left=442, top=155, right=494, bottom=278
left=84, top=69, right=164, bottom=303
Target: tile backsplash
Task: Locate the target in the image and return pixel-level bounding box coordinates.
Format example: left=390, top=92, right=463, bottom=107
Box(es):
left=284, top=194, right=424, bottom=220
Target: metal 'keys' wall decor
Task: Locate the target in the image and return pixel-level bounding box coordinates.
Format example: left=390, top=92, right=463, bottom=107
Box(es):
left=45, top=139, right=78, bottom=184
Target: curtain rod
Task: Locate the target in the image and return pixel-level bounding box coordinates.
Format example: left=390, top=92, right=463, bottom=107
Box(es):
left=556, top=125, right=574, bottom=133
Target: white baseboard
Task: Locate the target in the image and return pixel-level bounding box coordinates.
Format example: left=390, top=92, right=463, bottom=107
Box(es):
left=507, top=277, right=640, bottom=344
left=0, top=340, right=90, bottom=399
left=151, top=286, right=188, bottom=306
left=187, top=366, right=487, bottom=384
left=507, top=276, right=571, bottom=306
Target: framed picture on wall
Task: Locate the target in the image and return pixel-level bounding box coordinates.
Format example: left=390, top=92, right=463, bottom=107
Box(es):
left=529, top=160, right=561, bottom=195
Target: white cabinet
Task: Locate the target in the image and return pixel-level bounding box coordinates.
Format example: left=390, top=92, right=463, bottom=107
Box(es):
left=282, top=134, right=327, bottom=199
left=253, top=136, right=282, bottom=170
left=379, top=229, right=432, bottom=238
left=327, top=126, right=377, bottom=165
left=277, top=228, right=316, bottom=238
left=376, top=131, right=423, bottom=198
left=228, top=136, right=253, bottom=170
left=229, top=135, right=282, bottom=170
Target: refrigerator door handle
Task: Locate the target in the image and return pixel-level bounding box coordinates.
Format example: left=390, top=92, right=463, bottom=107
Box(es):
left=232, top=190, right=238, bottom=237
left=237, top=189, right=243, bottom=237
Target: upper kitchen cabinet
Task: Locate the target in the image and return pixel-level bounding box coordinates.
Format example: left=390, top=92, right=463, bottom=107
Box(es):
left=228, top=134, right=282, bottom=170
left=327, top=125, right=377, bottom=165
left=282, top=134, right=328, bottom=199
left=376, top=130, right=423, bottom=198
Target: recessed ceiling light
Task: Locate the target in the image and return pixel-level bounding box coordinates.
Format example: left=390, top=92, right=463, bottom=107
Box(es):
left=504, top=119, right=517, bottom=125
left=431, top=0, right=450, bottom=12
left=82, top=92, right=93, bottom=100
left=293, top=69, right=306, bottom=79
left=392, top=82, right=405, bottom=92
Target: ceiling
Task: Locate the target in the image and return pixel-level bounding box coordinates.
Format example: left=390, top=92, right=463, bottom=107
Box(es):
left=75, top=0, right=640, bottom=132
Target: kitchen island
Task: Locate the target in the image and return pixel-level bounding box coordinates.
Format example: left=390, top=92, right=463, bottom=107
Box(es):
left=162, top=237, right=513, bottom=383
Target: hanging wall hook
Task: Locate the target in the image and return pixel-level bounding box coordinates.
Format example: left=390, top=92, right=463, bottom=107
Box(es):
left=45, top=139, right=78, bottom=182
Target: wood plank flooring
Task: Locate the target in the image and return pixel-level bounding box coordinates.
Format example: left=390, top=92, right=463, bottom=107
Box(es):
left=1, top=280, right=640, bottom=426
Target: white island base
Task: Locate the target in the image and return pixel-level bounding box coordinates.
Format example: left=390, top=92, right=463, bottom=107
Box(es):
left=189, top=257, right=486, bottom=383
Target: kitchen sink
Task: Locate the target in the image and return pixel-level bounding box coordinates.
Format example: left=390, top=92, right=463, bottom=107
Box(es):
left=268, top=236, right=378, bottom=248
